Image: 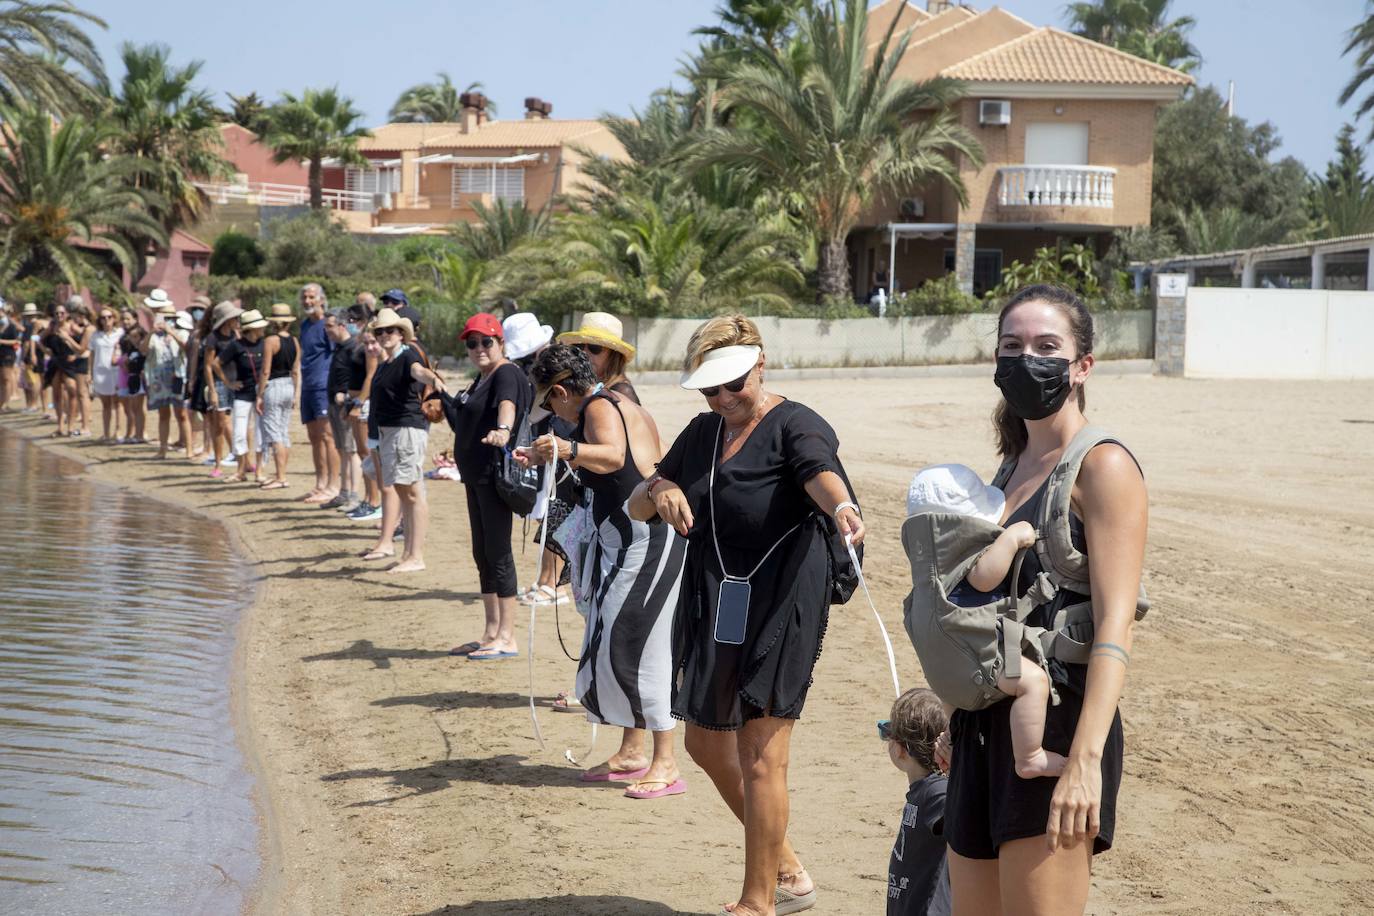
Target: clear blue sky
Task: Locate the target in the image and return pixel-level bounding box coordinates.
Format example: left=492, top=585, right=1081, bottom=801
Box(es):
left=79, top=0, right=1364, bottom=172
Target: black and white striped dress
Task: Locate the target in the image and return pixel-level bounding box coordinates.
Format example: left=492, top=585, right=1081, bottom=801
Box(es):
left=572, top=391, right=686, bottom=732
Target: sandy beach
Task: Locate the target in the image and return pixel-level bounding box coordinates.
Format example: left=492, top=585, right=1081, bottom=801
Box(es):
left=5, top=370, right=1373, bottom=916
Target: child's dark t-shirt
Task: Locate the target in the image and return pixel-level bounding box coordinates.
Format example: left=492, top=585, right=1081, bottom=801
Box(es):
left=888, top=773, right=951, bottom=916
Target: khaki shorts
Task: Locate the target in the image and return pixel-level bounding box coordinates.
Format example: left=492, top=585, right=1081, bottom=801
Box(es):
left=327, top=400, right=356, bottom=454
left=379, top=426, right=427, bottom=487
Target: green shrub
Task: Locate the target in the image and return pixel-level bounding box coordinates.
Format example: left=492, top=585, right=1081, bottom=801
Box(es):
left=260, top=211, right=374, bottom=279
left=210, top=230, right=264, bottom=278
left=891, top=275, right=983, bottom=316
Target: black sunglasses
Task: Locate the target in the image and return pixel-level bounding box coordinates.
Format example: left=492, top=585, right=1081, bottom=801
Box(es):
left=466, top=336, right=499, bottom=350
left=576, top=343, right=605, bottom=356
left=700, top=371, right=750, bottom=398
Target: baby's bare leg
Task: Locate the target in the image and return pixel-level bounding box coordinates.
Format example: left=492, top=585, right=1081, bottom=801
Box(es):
left=996, top=657, right=1066, bottom=779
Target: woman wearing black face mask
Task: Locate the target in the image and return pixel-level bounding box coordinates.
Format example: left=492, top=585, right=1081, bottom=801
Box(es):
left=941, top=285, right=1148, bottom=915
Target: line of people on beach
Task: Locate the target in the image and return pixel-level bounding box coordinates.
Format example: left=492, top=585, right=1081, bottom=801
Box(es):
left=0, top=283, right=1148, bottom=916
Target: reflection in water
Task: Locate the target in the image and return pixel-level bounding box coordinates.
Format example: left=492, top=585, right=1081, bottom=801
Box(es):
left=0, top=429, right=258, bottom=914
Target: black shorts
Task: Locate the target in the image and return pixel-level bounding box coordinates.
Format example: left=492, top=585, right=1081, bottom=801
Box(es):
left=944, top=673, right=1123, bottom=859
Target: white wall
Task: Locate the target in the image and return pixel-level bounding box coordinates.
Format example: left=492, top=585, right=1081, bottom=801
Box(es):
left=610, top=311, right=1153, bottom=371
left=1184, top=288, right=1374, bottom=379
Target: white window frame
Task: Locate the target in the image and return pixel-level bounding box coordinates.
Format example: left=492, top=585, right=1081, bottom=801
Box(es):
left=451, top=166, right=525, bottom=206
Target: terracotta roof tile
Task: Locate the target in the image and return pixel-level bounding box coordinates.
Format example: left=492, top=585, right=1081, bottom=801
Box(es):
left=421, top=119, right=610, bottom=149
left=358, top=122, right=466, bottom=151
left=941, top=27, right=1194, bottom=86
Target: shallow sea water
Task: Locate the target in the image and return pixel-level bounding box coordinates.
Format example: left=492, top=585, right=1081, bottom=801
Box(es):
left=0, top=429, right=259, bottom=914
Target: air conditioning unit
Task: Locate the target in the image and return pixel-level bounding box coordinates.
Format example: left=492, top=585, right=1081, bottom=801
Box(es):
left=899, top=197, right=925, bottom=219
left=979, top=99, right=1011, bottom=126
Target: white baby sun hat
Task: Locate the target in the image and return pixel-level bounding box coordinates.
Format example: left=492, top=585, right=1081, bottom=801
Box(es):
left=906, top=463, right=1006, bottom=524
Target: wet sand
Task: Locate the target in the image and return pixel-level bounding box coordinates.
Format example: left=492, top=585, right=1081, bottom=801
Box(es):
left=5, top=371, right=1373, bottom=915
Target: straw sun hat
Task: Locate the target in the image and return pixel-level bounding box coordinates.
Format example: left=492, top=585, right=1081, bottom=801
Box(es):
left=557, top=312, right=635, bottom=361
left=266, top=303, right=296, bottom=324
left=369, top=306, right=415, bottom=342
left=239, top=309, right=269, bottom=330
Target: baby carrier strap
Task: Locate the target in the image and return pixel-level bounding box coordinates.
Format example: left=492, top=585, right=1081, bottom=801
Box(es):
left=1035, top=425, right=1150, bottom=620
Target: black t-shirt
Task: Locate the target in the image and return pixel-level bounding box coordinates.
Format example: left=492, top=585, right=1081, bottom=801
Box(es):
left=888, top=774, right=951, bottom=916
left=445, top=362, right=530, bottom=482
left=656, top=400, right=839, bottom=554
left=328, top=337, right=359, bottom=397
left=346, top=341, right=369, bottom=392
left=210, top=330, right=237, bottom=383
left=221, top=338, right=264, bottom=401
left=370, top=346, right=426, bottom=430
left=0, top=321, right=18, bottom=366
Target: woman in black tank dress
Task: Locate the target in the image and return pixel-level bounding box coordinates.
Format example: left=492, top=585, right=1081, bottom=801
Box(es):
left=943, top=285, right=1147, bottom=915
left=523, top=345, right=687, bottom=798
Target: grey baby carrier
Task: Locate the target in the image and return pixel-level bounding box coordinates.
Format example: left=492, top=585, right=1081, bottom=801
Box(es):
left=901, top=426, right=1149, bottom=711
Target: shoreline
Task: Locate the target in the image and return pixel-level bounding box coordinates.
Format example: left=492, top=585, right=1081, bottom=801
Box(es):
left=0, top=415, right=287, bottom=914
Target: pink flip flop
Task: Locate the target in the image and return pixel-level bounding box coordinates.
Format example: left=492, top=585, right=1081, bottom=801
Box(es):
left=580, top=766, right=649, bottom=783
left=624, top=778, right=687, bottom=800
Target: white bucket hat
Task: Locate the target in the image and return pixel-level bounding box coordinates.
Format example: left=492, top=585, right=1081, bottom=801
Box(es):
left=680, top=345, right=761, bottom=390
left=143, top=288, right=174, bottom=311
left=503, top=312, right=553, bottom=359
left=906, top=464, right=1006, bottom=524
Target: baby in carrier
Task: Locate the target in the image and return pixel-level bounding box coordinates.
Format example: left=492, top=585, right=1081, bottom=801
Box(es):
left=905, top=464, right=1065, bottom=780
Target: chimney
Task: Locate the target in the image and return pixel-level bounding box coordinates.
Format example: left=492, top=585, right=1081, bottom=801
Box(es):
left=459, top=91, right=488, bottom=133
left=523, top=97, right=553, bottom=120
left=928, top=0, right=953, bottom=12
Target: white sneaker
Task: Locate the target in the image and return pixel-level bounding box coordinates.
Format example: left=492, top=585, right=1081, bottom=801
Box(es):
left=220, top=454, right=237, bottom=466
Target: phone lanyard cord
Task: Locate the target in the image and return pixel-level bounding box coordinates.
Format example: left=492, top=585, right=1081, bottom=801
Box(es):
left=708, top=416, right=799, bottom=584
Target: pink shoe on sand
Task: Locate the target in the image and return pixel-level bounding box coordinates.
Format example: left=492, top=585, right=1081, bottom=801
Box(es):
left=624, top=778, right=687, bottom=800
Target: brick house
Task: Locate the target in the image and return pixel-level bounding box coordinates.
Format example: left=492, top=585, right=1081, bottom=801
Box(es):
left=853, top=0, right=1193, bottom=298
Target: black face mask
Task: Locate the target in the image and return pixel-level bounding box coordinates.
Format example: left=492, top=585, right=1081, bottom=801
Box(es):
left=994, top=354, right=1074, bottom=420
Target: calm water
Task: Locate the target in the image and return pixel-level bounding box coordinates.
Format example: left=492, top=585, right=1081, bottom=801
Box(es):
left=0, top=429, right=259, bottom=914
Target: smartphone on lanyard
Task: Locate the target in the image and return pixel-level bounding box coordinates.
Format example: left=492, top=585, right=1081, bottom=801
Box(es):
left=714, top=579, right=750, bottom=645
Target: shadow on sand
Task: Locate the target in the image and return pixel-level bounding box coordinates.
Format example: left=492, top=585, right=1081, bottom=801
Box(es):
left=412, top=898, right=693, bottom=916
left=321, top=753, right=596, bottom=803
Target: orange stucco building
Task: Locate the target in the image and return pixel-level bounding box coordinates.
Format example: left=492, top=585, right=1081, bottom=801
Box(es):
left=853, top=0, right=1192, bottom=297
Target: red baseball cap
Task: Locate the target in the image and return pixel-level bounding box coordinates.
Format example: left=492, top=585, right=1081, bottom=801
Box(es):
left=460, top=312, right=503, bottom=339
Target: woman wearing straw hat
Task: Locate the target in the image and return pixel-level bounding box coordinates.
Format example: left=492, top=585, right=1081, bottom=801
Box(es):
left=255, top=303, right=300, bottom=489
left=220, top=309, right=268, bottom=482
left=364, top=307, right=446, bottom=574
left=203, top=301, right=243, bottom=476
left=557, top=312, right=639, bottom=405
left=628, top=314, right=864, bottom=916
left=19, top=303, right=43, bottom=413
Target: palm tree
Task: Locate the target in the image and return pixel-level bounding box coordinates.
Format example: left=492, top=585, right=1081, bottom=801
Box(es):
left=1172, top=205, right=1289, bottom=254
left=225, top=90, right=268, bottom=130
left=0, top=102, right=165, bottom=288
left=682, top=0, right=981, bottom=300
left=426, top=251, right=485, bottom=305
left=504, top=192, right=803, bottom=317
left=262, top=87, right=372, bottom=210
left=449, top=199, right=550, bottom=261
left=694, top=0, right=805, bottom=53
left=1065, top=0, right=1200, bottom=72
left=0, top=2, right=107, bottom=113
left=1341, top=5, right=1374, bottom=142
left=389, top=73, right=491, bottom=122
left=107, top=43, right=232, bottom=280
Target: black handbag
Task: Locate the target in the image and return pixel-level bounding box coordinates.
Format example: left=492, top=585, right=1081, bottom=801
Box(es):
left=494, top=394, right=539, bottom=516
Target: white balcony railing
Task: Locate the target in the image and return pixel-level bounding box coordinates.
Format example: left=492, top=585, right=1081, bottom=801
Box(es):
left=195, top=180, right=379, bottom=212
left=998, top=165, right=1116, bottom=208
